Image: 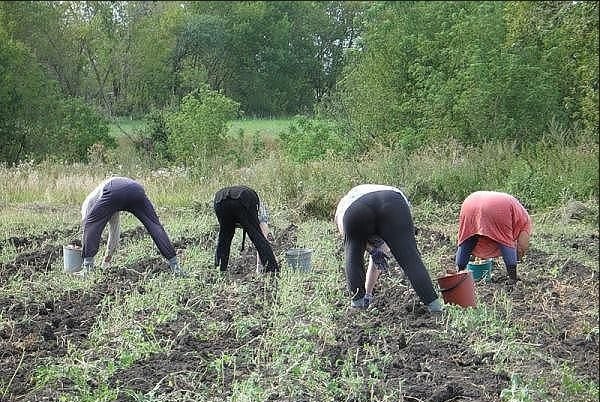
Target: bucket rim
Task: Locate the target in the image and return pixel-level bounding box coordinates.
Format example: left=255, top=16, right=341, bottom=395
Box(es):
left=438, top=271, right=472, bottom=293
left=285, top=248, right=312, bottom=255
left=468, top=259, right=492, bottom=266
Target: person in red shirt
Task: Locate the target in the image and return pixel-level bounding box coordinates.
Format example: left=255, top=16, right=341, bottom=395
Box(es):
left=455, top=191, right=533, bottom=283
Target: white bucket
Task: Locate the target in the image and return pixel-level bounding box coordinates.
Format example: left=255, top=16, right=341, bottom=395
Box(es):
left=63, top=245, right=83, bottom=273
left=285, top=248, right=312, bottom=272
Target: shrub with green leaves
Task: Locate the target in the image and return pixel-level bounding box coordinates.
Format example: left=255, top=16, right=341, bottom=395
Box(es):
left=54, top=97, right=116, bottom=162
left=166, top=85, right=239, bottom=164
left=0, top=26, right=59, bottom=164
left=335, top=1, right=597, bottom=149
left=135, top=109, right=172, bottom=161
left=279, top=116, right=355, bottom=162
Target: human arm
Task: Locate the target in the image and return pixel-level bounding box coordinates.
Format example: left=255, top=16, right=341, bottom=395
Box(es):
left=516, top=230, right=530, bottom=261
left=365, top=258, right=382, bottom=296
left=256, top=202, right=273, bottom=269
left=104, top=212, right=120, bottom=265
left=334, top=207, right=344, bottom=237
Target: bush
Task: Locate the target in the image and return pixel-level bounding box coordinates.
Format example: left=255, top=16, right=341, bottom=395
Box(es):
left=135, top=109, right=172, bottom=161
left=166, top=85, right=239, bottom=164
left=55, top=98, right=116, bottom=162
left=280, top=116, right=356, bottom=162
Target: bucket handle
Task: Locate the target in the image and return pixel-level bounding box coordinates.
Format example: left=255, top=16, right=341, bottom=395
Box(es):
left=439, top=273, right=470, bottom=293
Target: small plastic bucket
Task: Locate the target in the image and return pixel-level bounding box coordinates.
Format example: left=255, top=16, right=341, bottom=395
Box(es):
left=63, top=245, right=83, bottom=273
left=437, top=271, right=476, bottom=307
left=285, top=248, right=312, bottom=272
left=467, top=259, right=493, bottom=282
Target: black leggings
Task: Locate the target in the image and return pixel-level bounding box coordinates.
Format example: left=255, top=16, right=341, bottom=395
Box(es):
left=342, top=190, right=438, bottom=304
left=214, top=190, right=278, bottom=272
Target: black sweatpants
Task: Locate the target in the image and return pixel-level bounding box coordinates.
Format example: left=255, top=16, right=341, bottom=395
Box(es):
left=342, top=190, right=438, bottom=304
left=213, top=187, right=279, bottom=272
left=82, top=177, right=176, bottom=260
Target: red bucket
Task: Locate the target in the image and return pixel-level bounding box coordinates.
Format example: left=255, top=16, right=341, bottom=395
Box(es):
left=437, top=271, right=476, bottom=307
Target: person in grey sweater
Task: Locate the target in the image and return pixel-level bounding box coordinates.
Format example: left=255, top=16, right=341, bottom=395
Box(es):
left=80, top=176, right=185, bottom=276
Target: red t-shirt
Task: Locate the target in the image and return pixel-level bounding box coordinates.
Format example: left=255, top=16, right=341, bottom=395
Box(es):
left=458, top=191, right=532, bottom=258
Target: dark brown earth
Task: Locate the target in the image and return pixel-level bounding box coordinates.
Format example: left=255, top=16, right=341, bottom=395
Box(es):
left=0, top=225, right=597, bottom=401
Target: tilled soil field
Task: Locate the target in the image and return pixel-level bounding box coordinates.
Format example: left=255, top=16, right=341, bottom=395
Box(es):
left=0, top=224, right=597, bottom=401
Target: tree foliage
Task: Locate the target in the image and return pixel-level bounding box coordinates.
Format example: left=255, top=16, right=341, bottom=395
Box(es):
left=1, top=1, right=364, bottom=119
left=0, top=1, right=597, bottom=164
left=165, top=85, right=239, bottom=164
left=336, top=1, right=598, bottom=148
left=0, top=23, right=114, bottom=164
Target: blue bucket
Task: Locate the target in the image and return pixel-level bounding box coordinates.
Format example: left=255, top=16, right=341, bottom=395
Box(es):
left=467, top=259, right=492, bottom=282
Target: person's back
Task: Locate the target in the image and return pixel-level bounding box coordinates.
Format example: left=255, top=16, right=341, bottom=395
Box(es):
left=79, top=176, right=185, bottom=276
left=213, top=186, right=279, bottom=273
left=456, top=191, right=532, bottom=282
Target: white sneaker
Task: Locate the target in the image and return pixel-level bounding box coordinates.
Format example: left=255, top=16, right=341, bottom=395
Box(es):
left=427, top=298, right=444, bottom=313
left=350, top=293, right=374, bottom=309
left=80, top=263, right=94, bottom=277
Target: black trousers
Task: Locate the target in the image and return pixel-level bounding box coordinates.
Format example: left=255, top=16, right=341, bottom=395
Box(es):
left=342, top=190, right=438, bottom=304
left=213, top=187, right=279, bottom=272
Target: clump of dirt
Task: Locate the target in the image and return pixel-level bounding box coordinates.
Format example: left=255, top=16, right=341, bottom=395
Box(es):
left=416, top=227, right=453, bottom=249
left=104, top=227, right=295, bottom=400
left=317, top=270, right=509, bottom=401
left=2, top=223, right=597, bottom=401
left=272, top=224, right=299, bottom=252
left=219, top=224, right=299, bottom=277
left=477, top=241, right=599, bottom=384
left=108, top=289, right=268, bottom=400
left=0, top=290, right=104, bottom=397
left=0, top=245, right=63, bottom=285
left=0, top=227, right=78, bottom=252
left=559, top=232, right=599, bottom=260
left=0, top=232, right=200, bottom=400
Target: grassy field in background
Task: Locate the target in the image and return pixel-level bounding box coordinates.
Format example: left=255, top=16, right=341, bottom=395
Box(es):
left=108, top=117, right=292, bottom=140
left=108, top=117, right=146, bottom=138
left=227, top=118, right=292, bottom=138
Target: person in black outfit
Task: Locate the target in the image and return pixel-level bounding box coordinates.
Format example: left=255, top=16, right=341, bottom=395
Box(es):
left=335, top=184, right=442, bottom=311
left=213, top=186, right=279, bottom=273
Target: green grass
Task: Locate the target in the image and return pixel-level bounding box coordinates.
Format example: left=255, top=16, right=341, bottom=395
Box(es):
left=108, top=117, right=293, bottom=141
left=108, top=118, right=146, bottom=139
left=1, top=119, right=598, bottom=401
left=227, top=118, right=293, bottom=138
left=1, top=176, right=598, bottom=401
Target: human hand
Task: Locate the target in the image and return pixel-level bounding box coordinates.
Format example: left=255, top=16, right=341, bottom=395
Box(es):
left=102, top=255, right=112, bottom=269
left=171, top=263, right=189, bottom=277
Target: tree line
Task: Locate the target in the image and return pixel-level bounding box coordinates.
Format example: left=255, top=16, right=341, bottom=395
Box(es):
left=0, top=1, right=597, bottom=164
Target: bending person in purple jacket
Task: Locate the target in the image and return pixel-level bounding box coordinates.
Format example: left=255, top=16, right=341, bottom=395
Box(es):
left=80, top=176, right=186, bottom=276
left=335, top=184, right=442, bottom=312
